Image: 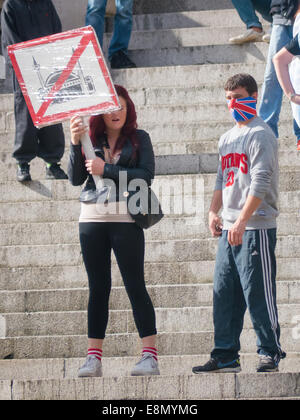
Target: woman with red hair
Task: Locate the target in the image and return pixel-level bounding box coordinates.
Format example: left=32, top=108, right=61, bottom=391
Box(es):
left=68, top=85, right=159, bottom=378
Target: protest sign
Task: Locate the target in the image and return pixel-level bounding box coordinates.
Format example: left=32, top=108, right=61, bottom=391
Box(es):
left=8, top=26, right=120, bottom=188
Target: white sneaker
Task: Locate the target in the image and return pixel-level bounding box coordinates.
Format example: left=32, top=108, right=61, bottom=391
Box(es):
left=131, top=354, right=160, bottom=376
left=229, top=28, right=265, bottom=45
left=78, top=355, right=103, bottom=377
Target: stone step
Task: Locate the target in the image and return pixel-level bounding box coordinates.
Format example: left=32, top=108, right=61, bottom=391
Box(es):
left=0, top=240, right=213, bottom=268
left=1, top=100, right=296, bottom=136
left=0, top=81, right=275, bottom=123
left=0, top=66, right=264, bottom=106
left=1, top=146, right=300, bottom=184
left=2, top=303, right=299, bottom=337
left=0, top=207, right=299, bottom=245
left=0, top=280, right=299, bottom=314
left=128, top=41, right=268, bottom=68
left=0, top=62, right=268, bottom=107
left=0, top=169, right=215, bottom=193
left=0, top=151, right=219, bottom=182
left=0, top=83, right=230, bottom=114
left=0, top=135, right=298, bottom=183
left=132, top=0, right=233, bottom=14
left=1, top=233, right=300, bottom=268
left=153, top=136, right=299, bottom=156
left=0, top=121, right=298, bottom=159
left=0, top=46, right=269, bottom=99
left=0, top=328, right=297, bottom=360
left=105, top=26, right=271, bottom=53
left=0, top=87, right=293, bottom=129
left=3, top=372, right=300, bottom=400
left=1, top=143, right=299, bottom=186
left=113, top=62, right=267, bottom=89
left=0, top=284, right=210, bottom=313
left=0, top=115, right=297, bottom=154
left=0, top=218, right=207, bottom=245
left=1, top=211, right=300, bottom=247
left=0, top=173, right=298, bottom=211
left=0, top=113, right=294, bottom=160
left=150, top=135, right=299, bottom=157
left=1, top=256, right=299, bottom=292
left=1, top=353, right=300, bottom=382
left=0, top=173, right=213, bottom=204
left=136, top=102, right=294, bottom=125
left=2, top=83, right=237, bottom=114
left=108, top=9, right=245, bottom=32
left=0, top=120, right=298, bottom=159
left=129, top=83, right=283, bottom=108
left=52, top=0, right=234, bottom=37
left=0, top=197, right=297, bottom=245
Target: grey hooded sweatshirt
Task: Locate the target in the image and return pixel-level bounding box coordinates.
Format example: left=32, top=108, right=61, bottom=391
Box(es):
left=215, top=116, right=279, bottom=230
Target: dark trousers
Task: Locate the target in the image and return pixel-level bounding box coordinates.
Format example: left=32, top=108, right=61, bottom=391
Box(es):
left=79, top=222, right=157, bottom=339
left=13, top=75, right=65, bottom=164
left=211, top=229, right=285, bottom=363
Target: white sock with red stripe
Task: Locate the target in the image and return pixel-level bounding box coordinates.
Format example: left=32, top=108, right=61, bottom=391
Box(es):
left=142, top=347, right=158, bottom=361
left=88, top=348, right=102, bottom=362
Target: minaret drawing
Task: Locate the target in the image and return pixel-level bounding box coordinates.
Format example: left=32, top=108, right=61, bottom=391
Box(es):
left=72, top=47, right=88, bottom=96
left=32, top=52, right=95, bottom=104
left=33, top=56, right=45, bottom=90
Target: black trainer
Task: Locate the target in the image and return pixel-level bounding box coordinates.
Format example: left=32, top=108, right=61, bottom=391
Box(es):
left=17, top=163, right=31, bottom=182
left=45, top=163, right=68, bottom=180
left=110, top=50, right=136, bottom=69
left=192, top=358, right=241, bottom=374
left=257, top=355, right=279, bottom=373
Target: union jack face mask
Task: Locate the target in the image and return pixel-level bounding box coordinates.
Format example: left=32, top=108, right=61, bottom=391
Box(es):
left=227, top=97, right=257, bottom=123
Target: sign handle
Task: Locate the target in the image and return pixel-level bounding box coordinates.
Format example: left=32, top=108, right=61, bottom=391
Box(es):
left=80, top=116, right=104, bottom=190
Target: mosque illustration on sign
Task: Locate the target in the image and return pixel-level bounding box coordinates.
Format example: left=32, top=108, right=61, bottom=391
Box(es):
left=33, top=50, right=96, bottom=105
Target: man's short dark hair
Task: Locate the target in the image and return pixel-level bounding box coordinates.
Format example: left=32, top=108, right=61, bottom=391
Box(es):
left=224, top=73, right=258, bottom=96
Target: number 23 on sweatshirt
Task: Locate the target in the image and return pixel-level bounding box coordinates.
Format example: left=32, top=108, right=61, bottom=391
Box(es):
left=215, top=116, right=279, bottom=231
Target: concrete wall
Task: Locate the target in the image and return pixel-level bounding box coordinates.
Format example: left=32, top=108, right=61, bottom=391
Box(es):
left=52, top=0, right=116, bottom=31
left=52, top=0, right=87, bottom=31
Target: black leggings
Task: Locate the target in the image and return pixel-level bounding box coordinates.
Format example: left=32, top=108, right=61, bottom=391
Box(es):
left=79, top=222, right=157, bottom=339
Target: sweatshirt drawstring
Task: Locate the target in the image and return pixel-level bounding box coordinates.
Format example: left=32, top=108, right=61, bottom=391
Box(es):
left=26, top=0, right=34, bottom=25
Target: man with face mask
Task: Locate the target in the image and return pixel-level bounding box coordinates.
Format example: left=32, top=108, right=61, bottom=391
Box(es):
left=192, top=73, right=286, bottom=374
left=1, top=0, right=67, bottom=182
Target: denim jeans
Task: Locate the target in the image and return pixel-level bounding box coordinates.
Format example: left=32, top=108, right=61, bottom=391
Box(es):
left=231, top=0, right=272, bottom=29
left=258, top=24, right=300, bottom=140
left=86, top=0, right=133, bottom=59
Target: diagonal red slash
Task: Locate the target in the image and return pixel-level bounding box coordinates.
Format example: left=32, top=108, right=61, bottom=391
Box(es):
left=36, top=33, right=91, bottom=120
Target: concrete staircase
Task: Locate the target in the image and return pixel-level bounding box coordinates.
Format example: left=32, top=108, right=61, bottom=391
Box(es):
left=1, top=0, right=300, bottom=400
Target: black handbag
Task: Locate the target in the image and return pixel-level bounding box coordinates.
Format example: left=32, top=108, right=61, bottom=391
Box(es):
left=126, top=186, right=164, bottom=229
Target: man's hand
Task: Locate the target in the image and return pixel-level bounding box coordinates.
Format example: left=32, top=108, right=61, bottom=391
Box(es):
left=290, top=93, right=300, bottom=105
left=227, top=195, right=262, bottom=246
left=228, top=218, right=247, bottom=246
left=209, top=211, right=223, bottom=237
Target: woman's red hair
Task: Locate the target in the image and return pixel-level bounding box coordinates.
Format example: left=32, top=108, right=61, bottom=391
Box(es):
left=89, top=84, right=139, bottom=156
